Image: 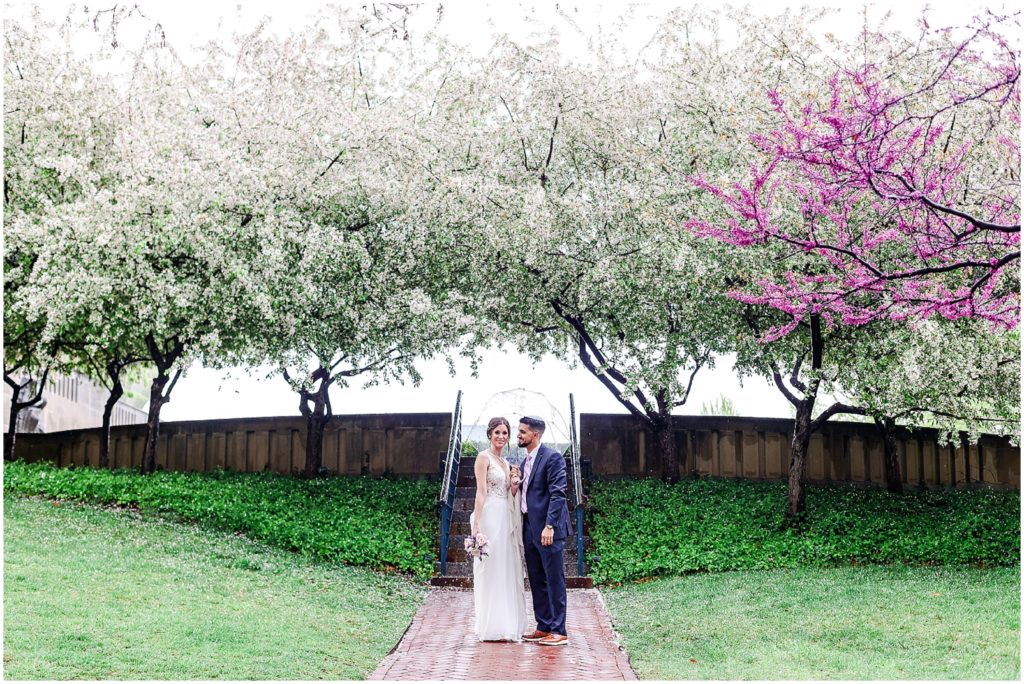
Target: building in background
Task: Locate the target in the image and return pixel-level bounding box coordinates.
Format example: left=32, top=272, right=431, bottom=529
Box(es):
left=3, top=371, right=149, bottom=434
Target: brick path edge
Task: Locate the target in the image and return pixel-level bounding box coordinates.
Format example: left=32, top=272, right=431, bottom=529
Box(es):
left=369, top=588, right=638, bottom=681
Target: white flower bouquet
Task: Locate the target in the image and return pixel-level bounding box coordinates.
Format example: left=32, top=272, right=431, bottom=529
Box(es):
left=464, top=532, right=489, bottom=561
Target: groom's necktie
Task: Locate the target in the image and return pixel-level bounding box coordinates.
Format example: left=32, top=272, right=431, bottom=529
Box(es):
left=521, top=451, right=535, bottom=514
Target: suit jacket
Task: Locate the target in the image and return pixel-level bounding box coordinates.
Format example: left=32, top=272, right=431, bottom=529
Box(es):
left=523, top=443, right=574, bottom=541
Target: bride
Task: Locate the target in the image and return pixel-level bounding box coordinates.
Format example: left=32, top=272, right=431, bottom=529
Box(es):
left=470, top=416, right=528, bottom=641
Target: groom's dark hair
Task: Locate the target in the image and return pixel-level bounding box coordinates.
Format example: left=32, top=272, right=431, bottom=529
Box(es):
left=520, top=416, right=546, bottom=434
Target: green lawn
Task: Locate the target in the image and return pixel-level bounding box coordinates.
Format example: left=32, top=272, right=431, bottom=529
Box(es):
left=7, top=472, right=1020, bottom=681
left=603, top=565, right=1021, bottom=680
left=3, top=494, right=425, bottom=680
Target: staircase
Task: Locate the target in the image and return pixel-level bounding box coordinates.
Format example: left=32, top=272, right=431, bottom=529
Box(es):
left=430, top=457, right=593, bottom=588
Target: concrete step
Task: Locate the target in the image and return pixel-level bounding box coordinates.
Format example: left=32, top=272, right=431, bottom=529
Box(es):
left=438, top=549, right=591, bottom=565
left=438, top=544, right=590, bottom=563
left=440, top=526, right=591, bottom=547
left=430, top=576, right=474, bottom=588
left=564, top=577, right=594, bottom=589
left=436, top=555, right=589, bottom=578
left=429, top=576, right=594, bottom=589
left=447, top=497, right=587, bottom=514
left=446, top=510, right=591, bottom=527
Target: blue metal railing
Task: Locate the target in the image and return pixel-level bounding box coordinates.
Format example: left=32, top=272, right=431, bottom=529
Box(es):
left=438, top=390, right=463, bottom=576
left=568, top=393, right=585, bottom=576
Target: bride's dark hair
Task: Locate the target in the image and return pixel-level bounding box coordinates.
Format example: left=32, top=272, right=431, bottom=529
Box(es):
left=486, top=416, right=511, bottom=438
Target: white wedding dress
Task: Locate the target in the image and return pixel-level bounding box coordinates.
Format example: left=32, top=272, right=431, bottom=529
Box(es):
left=470, top=451, right=528, bottom=641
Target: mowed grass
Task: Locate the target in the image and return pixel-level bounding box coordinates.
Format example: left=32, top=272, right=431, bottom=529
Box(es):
left=3, top=494, right=425, bottom=680
left=603, top=565, right=1021, bottom=680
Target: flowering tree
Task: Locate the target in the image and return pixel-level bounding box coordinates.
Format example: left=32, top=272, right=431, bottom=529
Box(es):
left=418, top=12, right=801, bottom=482
left=3, top=248, right=53, bottom=460
left=5, top=8, right=259, bottom=473
left=683, top=12, right=1020, bottom=513
left=186, top=13, right=475, bottom=477
left=5, top=6, right=475, bottom=476
left=733, top=306, right=870, bottom=512
left=689, top=14, right=1020, bottom=336
left=734, top=295, right=1019, bottom=510
left=3, top=13, right=115, bottom=459
left=837, top=318, right=1020, bottom=478
left=848, top=322, right=1019, bottom=495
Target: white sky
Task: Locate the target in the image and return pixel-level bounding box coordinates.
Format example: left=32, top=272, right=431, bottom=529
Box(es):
left=6, top=0, right=1004, bottom=425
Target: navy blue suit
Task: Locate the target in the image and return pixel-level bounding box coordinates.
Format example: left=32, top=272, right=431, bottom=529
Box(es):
left=522, top=443, right=574, bottom=636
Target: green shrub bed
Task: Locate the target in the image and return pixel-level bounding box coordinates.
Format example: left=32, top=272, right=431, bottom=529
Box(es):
left=588, top=478, right=1020, bottom=584
left=4, top=459, right=437, bottom=579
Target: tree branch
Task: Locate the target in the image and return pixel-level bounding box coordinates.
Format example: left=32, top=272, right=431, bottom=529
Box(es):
left=810, top=402, right=867, bottom=432
left=771, top=363, right=800, bottom=407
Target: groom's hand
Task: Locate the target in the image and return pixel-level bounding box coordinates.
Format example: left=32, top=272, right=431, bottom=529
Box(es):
left=541, top=525, right=554, bottom=546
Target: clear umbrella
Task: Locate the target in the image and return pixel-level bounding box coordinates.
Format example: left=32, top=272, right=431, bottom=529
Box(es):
left=464, top=387, right=573, bottom=464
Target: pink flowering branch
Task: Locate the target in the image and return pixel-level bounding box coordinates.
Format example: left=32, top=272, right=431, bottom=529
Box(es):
left=689, top=17, right=1020, bottom=337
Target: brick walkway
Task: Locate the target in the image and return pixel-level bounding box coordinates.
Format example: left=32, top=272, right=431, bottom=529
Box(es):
left=369, top=588, right=637, bottom=681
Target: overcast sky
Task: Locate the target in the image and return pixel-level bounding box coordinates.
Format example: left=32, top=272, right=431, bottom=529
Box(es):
left=8, top=0, right=1003, bottom=426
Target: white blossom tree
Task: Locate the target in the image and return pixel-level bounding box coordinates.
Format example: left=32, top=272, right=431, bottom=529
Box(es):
left=180, top=11, right=476, bottom=477
left=3, top=11, right=121, bottom=459
left=421, top=9, right=839, bottom=482
left=5, top=7, right=262, bottom=473
left=836, top=319, right=1019, bottom=490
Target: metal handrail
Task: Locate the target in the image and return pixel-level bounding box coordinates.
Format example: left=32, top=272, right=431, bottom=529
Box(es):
left=438, top=390, right=463, bottom=576
left=568, top=393, right=585, bottom=576
left=568, top=393, right=583, bottom=506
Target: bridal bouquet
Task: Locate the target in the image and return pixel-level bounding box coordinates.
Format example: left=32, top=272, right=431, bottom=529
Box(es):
left=464, top=533, right=489, bottom=561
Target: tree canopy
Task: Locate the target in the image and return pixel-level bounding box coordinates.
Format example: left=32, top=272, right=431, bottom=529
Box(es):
left=3, top=5, right=1017, bottom=506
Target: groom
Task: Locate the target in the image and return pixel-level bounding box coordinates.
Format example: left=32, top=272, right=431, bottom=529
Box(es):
left=517, top=415, right=573, bottom=646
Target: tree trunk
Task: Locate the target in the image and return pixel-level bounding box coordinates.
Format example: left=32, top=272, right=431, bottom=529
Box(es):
left=100, top=379, right=124, bottom=469
left=787, top=398, right=815, bottom=517
left=304, top=409, right=330, bottom=478
left=5, top=402, right=19, bottom=461
left=140, top=335, right=184, bottom=475
left=140, top=372, right=169, bottom=474
left=959, top=432, right=971, bottom=485
left=785, top=314, right=826, bottom=519
left=290, top=366, right=333, bottom=479
left=653, top=417, right=679, bottom=484
left=4, top=371, right=48, bottom=461
left=876, top=417, right=903, bottom=493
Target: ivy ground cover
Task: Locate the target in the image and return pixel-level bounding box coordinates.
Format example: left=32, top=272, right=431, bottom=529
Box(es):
left=3, top=460, right=437, bottom=578
left=588, top=478, right=1019, bottom=584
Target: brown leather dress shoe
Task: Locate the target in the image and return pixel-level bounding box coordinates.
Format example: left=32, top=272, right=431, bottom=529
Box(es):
left=538, top=633, right=569, bottom=646
left=522, top=630, right=551, bottom=642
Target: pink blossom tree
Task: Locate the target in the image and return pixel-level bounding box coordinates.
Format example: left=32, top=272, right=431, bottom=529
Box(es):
left=689, top=13, right=1019, bottom=515
left=689, top=14, right=1019, bottom=339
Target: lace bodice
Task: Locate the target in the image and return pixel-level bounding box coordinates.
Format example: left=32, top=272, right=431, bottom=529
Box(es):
left=481, top=452, right=509, bottom=499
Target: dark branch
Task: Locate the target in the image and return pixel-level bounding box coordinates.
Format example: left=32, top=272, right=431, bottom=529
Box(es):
left=811, top=402, right=867, bottom=432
